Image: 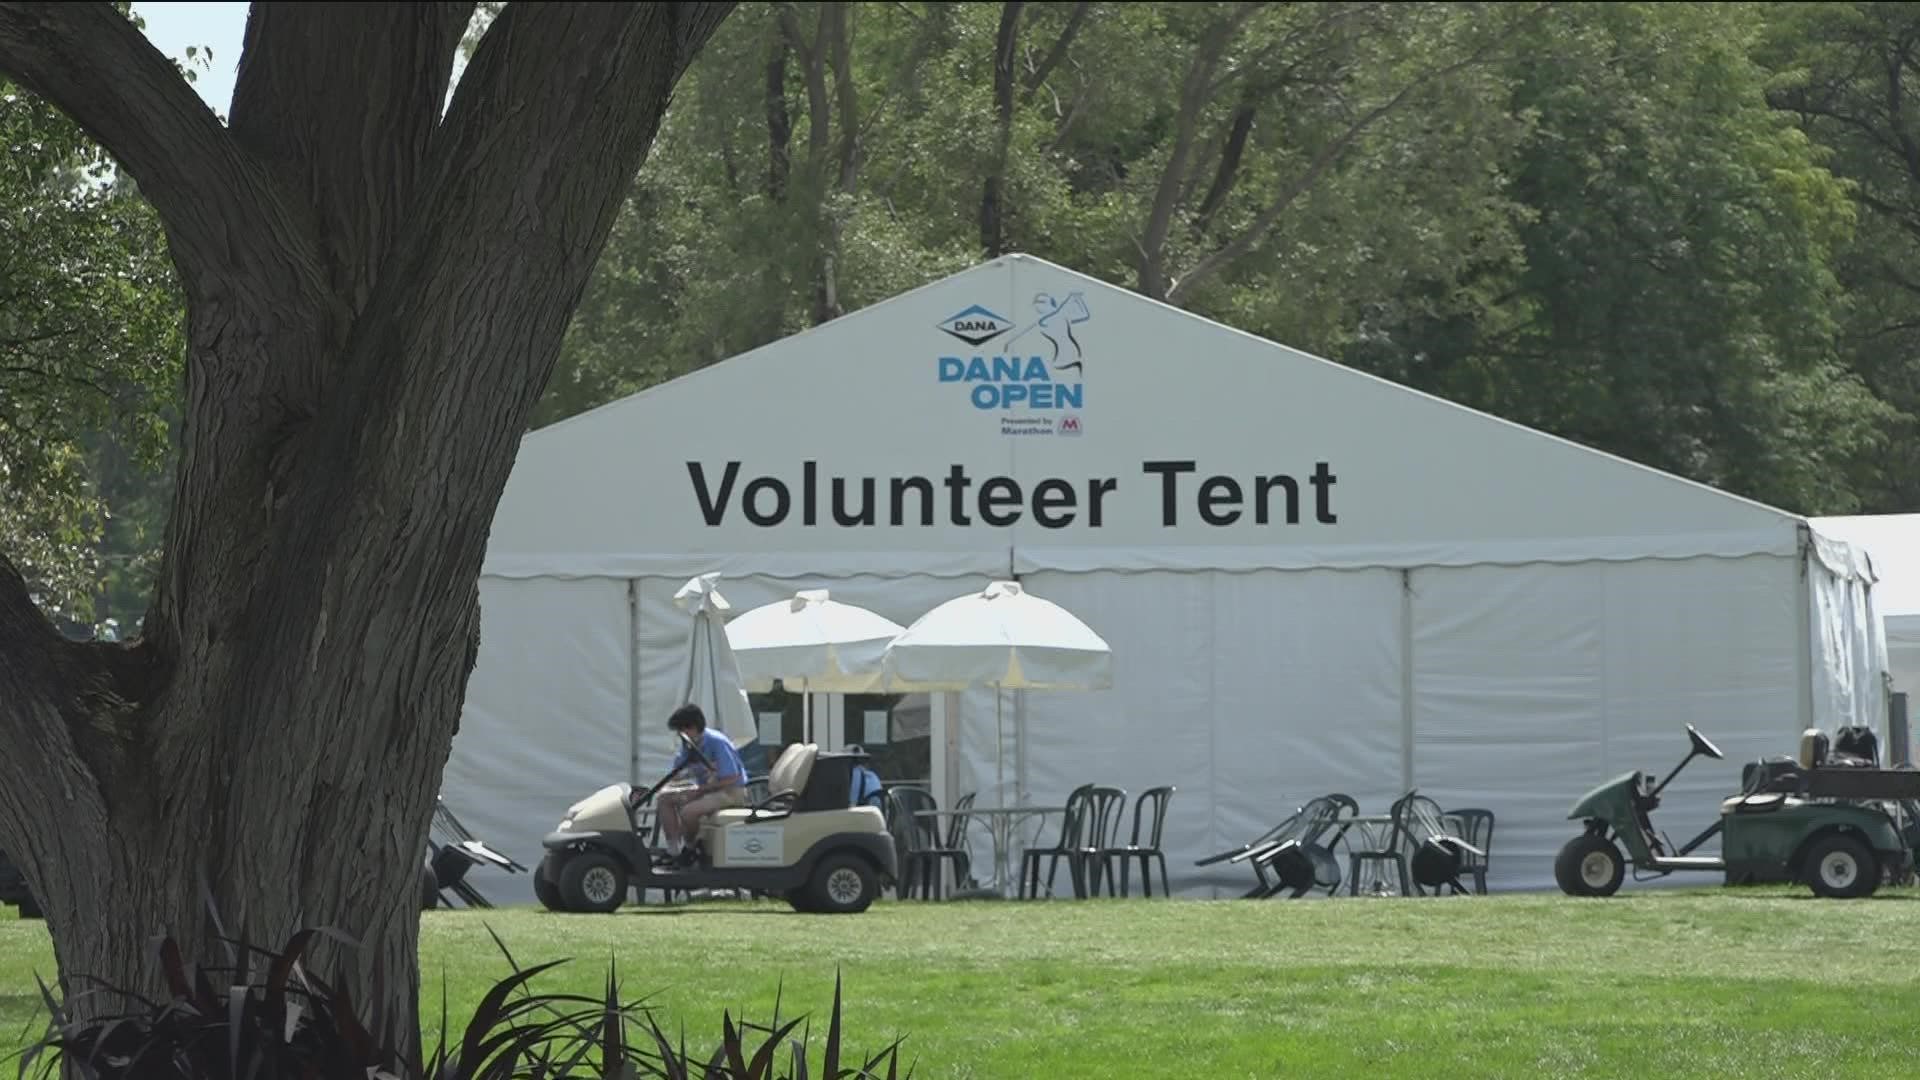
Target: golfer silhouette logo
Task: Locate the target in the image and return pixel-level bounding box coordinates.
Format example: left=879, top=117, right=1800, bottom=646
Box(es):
left=1010, top=291, right=1091, bottom=377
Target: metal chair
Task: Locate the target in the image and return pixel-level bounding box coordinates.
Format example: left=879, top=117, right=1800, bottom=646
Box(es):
left=1065, top=786, right=1129, bottom=897
left=1020, top=784, right=1094, bottom=899
left=885, top=786, right=969, bottom=899
left=1442, top=808, right=1495, bottom=894
left=1100, top=786, right=1176, bottom=897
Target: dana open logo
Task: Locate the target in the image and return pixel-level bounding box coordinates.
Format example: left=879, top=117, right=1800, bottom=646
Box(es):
left=934, top=291, right=1090, bottom=433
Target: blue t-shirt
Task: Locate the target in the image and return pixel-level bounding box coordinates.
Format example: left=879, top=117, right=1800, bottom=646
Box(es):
left=849, top=765, right=883, bottom=808
left=672, top=729, right=748, bottom=790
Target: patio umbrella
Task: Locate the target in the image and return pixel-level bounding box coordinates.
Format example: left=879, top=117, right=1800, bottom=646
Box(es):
left=673, top=573, right=755, bottom=742
left=726, top=589, right=906, bottom=741
left=880, top=580, right=1112, bottom=806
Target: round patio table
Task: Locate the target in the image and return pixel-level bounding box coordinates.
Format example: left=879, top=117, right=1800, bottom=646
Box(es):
left=914, top=804, right=1070, bottom=898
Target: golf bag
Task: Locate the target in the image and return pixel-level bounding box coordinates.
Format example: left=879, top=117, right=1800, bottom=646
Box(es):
left=1833, top=725, right=1880, bottom=768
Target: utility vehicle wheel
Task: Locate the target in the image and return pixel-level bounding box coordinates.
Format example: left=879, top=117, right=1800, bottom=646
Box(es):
left=558, top=850, right=628, bottom=913
left=784, top=887, right=818, bottom=913
left=1803, top=833, right=1878, bottom=899
left=1554, top=834, right=1625, bottom=897
left=805, top=854, right=878, bottom=914
left=422, top=866, right=440, bottom=910
left=534, top=856, right=567, bottom=911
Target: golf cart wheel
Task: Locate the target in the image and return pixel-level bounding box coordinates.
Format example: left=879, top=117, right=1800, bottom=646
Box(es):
left=557, top=850, right=628, bottom=913
left=805, top=854, right=878, bottom=914
left=422, top=866, right=440, bottom=910
left=534, top=856, right=567, bottom=911
left=1802, top=833, right=1878, bottom=900
left=784, top=887, right=818, bottom=913
left=1554, top=834, right=1625, bottom=897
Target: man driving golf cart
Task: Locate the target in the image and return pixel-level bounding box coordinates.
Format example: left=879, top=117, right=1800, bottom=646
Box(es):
left=656, top=704, right=750, bottom=867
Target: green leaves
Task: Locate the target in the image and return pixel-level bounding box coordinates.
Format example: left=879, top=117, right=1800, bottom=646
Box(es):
left=0, top=80, right=184, bottom=631
left=24, top=920, right=915, bottom=1080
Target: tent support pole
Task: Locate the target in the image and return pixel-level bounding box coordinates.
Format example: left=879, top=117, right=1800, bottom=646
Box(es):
left=1796, top=526, right=1816, bottom=733
left=1400, top=569, right=1415, bottom=792
left=628, top=579, right=643, bottom=786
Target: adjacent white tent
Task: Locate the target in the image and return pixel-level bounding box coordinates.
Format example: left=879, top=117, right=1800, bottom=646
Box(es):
left=445, top=253, right=1887, bottom=903
left=1810, top=514, right=1920, bottom=703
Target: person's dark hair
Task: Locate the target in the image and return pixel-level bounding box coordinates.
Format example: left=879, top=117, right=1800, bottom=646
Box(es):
left=668, top=703, right=706, bottom=732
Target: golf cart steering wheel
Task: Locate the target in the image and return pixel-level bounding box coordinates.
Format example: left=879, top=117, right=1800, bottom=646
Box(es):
left=1686, top=724, right=1724, bottom=761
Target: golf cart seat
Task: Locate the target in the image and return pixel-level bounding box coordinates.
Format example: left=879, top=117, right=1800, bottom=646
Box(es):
left=1799, top=728, right=1828, bottom=770
left=710, top=742, right=818, bottom=826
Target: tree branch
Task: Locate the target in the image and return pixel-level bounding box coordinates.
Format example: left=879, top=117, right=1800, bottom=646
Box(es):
left=766, top=18, right=793, bottom=200
left=1166, top=3, right=1551, bottom=306
left=0, top=2, right=317, bottom=296
left=1137, top=4, right=1264, bottom=299
left=1193, top=97, right=1256, bottom=235
left=1019, top=0, right=1089, bottom=101
left=229, top=2, right=477, bottom=313
left=311, top=1, right=738, bottom=490
left=0, top=549, right=153, bottom=827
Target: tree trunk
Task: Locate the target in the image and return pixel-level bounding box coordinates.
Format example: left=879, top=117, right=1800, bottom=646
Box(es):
left=1136, top=5, right=1258, bottom=301
left=0, top=0, right=733, bottom=1052
left=766, top=17, right=792, bottom=201
left=980, top=1, right=1023, bottom=256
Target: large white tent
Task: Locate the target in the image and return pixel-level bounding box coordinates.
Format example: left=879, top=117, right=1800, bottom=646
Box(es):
left=445, top=253, right=1886, bottom=903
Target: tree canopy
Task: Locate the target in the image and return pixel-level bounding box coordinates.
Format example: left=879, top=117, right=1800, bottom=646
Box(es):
left=8, top=0, right=1920, bottom=632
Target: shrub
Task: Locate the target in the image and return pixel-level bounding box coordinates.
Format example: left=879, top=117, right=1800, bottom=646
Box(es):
left=18, top=922, right=913, bottom=1079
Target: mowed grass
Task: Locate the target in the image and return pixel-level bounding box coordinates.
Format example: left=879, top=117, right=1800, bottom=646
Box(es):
left=3, top=888, right=1920, bottom=1076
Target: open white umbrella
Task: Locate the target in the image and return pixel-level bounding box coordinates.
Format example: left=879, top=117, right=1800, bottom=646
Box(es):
left=725, top=589, right=905, bottom=741
left=673, top=573, right=755, bottom=742
left=880, top=580, right=1112, bottom=806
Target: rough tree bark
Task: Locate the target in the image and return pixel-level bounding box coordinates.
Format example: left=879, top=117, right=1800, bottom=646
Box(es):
left=0, top=0, right=732, bottom=1049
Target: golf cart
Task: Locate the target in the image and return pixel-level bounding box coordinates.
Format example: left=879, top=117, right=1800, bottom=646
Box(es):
left=1556, top=724, right=1920, bottom=900
left=536, top=735, right=896, bottom=914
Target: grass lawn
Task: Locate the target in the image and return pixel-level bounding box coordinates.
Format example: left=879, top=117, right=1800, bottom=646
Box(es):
left=4, top=888, right=1920, bottom=1076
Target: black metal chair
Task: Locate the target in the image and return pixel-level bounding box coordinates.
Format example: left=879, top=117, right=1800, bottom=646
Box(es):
left=885, top=786, right=970, bottom=900
left=1020, top=784, right=1094, bottom=899
left=1100, top=786, right=1176, bottom=897
left=1442, top=808, right=1495, bottom=894
left=1246, top=794, right=1358, bottom=899
left=1064, top=786, right=1129, bottom=897
left=1203, top=794, right=1357, bottom=899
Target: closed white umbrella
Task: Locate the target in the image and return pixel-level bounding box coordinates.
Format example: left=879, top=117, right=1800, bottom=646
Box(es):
left=881, top=580, right=1112, bottom=806
left=673, top=573, right=755, bottom=743
left=726, top=589, right=905, bottom=741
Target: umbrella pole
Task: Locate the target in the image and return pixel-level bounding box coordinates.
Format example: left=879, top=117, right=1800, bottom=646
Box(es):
left=995, top=684, right=1004, bottom=810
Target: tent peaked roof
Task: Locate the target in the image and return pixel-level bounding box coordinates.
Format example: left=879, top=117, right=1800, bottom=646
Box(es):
left=485, top=253, right=1828, bottom=582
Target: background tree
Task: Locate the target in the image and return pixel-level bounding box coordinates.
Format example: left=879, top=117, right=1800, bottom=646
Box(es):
left=1, top=33, right=185, bottom=636
left=1762, top=1, right=1920, bottom=509
left=0, top=0, right=733, bottom=1047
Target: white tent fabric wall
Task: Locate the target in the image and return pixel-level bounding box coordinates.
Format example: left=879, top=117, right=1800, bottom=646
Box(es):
left=1006, top=568, right=1406, bottom=898
left=1404, top=555, right=1809, bottom=890
left=440, top=576, right=631, bottom=897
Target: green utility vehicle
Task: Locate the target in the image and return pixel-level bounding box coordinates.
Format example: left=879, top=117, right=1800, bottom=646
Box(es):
left=1555, top=724, right=1920, bottom=900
